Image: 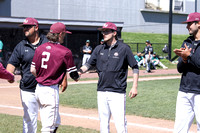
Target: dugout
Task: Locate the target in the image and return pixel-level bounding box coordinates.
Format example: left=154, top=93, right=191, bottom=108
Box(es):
left=0, top=17, right=123, bottom=69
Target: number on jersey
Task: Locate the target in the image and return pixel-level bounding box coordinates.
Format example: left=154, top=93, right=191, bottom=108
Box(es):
left=41, top=51, right=50, bottom=69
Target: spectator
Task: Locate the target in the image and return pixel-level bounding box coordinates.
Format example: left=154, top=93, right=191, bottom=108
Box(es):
left=134, top=52, right=145, bottom=67
left=142, top=40, right=153, bottom=73
left=100, top=39, right=104, bottom=45
left=152, top=52, right=168, bottom=69
left=82, top=40, right=92, bottom=66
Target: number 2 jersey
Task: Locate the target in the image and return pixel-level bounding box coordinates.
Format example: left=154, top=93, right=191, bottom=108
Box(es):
left=31, top=42, right=79, bottom=86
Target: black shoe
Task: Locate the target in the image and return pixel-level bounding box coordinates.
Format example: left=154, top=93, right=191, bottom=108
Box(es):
left=53, top=127, right=58, bottom=133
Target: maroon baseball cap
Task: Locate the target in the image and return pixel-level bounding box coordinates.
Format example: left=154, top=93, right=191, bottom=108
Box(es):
left=98, top=22, right=117, bottom=31
left=19, top=17, right=38, bottom=27
left=50, top=22, right=72, bottom=34
left=182, top=12, right=200, bottom=23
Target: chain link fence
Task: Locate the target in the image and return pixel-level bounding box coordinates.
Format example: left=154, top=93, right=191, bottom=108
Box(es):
left=126, top=42, right=169, bottom=59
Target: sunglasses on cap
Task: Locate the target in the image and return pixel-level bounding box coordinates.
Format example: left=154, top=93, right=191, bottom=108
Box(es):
left=23, top=25, right=34, bottom=29
left=101, top=30, right=114, bottom=35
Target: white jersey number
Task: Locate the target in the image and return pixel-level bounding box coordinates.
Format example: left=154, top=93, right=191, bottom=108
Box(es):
left=41, top=51, right=50, bottom=69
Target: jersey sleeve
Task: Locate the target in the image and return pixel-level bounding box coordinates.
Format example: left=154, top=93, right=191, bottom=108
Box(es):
left=126, top=45, right=138, bottom=69
left=0, top=63, right=14, bottom=80
left=8, top=44, right=22, bottom=67
left=87, top=45, right=100, bottom=66
left=64, top=50, right=79, bottom=80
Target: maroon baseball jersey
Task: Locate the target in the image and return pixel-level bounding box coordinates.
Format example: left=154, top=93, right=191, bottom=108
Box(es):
left=31, top=42, right=77, bottom=85
left=0, top=63, right=14, bottom=80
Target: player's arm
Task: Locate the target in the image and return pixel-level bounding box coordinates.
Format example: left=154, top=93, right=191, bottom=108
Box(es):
left=78, top=64, right=90, bottom=75
left=60, top=74, right=68, bottom=92
left=126, top=46, right=139, bottom=99
left=6, top=64, right=16, bottom=83
left=128, top=67, right=139, bottom=99
left=30, top=65, right=37, bottom=77
left=0, top=63, right=14, bottom=82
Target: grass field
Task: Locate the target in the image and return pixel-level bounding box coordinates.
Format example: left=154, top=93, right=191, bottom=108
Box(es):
left=0, top=78, right=180, bottom=132
left=60, top=78, right=180, bottom=121
left=0, top=114, right=99, bottom=133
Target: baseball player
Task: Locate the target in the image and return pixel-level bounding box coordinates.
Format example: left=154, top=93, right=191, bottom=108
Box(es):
left=151, top=52, right=168, bottom=69
left=79, top=22, right=139, bottom=133
left=142, top=40, right=153, bottom=73
left=6, top=17, right=48, bottom=133
left=173, top=12, right=200, bottom=133
left=30, top=22, right=79, bottom=133
left=82, top=40, right=92, bottom=65
left=134, top=52, right=145, bottom=68
left=0, top=62, right=14, bottom=81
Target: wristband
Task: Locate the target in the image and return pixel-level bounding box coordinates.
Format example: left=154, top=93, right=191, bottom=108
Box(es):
left=78, top=69, right=84, bottom=74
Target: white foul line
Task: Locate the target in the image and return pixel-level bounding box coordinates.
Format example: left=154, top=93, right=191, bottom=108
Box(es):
left=0, top=76, right=181, bottom=87
left=0, top=104, right=179, bottom=132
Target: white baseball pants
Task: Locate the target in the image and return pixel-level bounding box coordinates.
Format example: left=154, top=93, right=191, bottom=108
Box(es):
left=20, top=90, right=38, bottom=133
left=97, top=91, right=127, bottom=133
left=174, top=91, right=200, bottom=133
left=145, top=54, right=152, bottom=71
left=82, top=54, right=91, bottom=65
left=35, top=84, right=60, bottom=133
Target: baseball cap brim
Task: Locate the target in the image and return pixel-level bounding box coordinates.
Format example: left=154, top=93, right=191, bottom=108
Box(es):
left=66, top=31, right=72, bottom=34
left=182, top=20, right=194, bottom=24
left=98, top=27, right=116, bottom=31
left=19, top=24, right=37, bottom=27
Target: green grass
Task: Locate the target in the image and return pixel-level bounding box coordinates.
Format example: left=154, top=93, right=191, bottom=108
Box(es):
left=60, top=78, right=180, bottom=120
left=122, top=32, right=188, bottom=58
left=0, top=114, right=99, bottom=133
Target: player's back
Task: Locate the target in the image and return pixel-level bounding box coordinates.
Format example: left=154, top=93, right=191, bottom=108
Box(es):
left=33, top=42, right=71, bottom=85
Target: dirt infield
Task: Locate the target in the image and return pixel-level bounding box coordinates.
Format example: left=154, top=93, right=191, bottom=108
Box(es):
left=0, top=69, right=198, bottom=133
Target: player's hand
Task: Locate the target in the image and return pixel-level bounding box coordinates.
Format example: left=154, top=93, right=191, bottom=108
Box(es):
left=60, top=75, right=68, bottom=92
left=128, top=87, right=137, bottom=99
left=174, top=48, right=184, bottom=56
left=8, top=79, right=14, bottom=83
left=60, top=81, right=67, bottom=92
left=181, top=43, right=192, bottom=59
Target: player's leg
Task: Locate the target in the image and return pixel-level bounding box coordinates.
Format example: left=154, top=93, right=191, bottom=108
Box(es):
left=108, top=92, right=127, bottom=133
left=86, top=54, right=91, bottom=64
left=174, top=91, right=195, bottom=133
left=145, top=55, right=150, bottom=72
left=20, top=90, right=38, bottom=133
left=158, top=61, right=168, bottom=69
left=138, top=60, right=143, bottom=67
left=97, top=91, right=111, bottom=133
left=193, top=94, right=200, bottom=133
left=82, top=54, right=87, bottom=66
left=35, top=84, right=60, bottom=133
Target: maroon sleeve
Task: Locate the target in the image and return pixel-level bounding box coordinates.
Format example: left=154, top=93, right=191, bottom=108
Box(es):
left=0, top=63, right=14, bottom=80
left=64, top=50, right=79, bottom=80
left=64, top=50, right=77, bottom=73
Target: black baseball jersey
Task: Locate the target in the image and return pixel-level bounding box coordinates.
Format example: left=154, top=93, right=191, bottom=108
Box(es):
left=8, top=34, right=48, bottom=92
left=86, top=41, right=138, bottom=93
left=177, top=36, right=200, bottom=94
left=143, top=45, right=153, bottom=55
left=83, top=45, right=92, bottom=54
